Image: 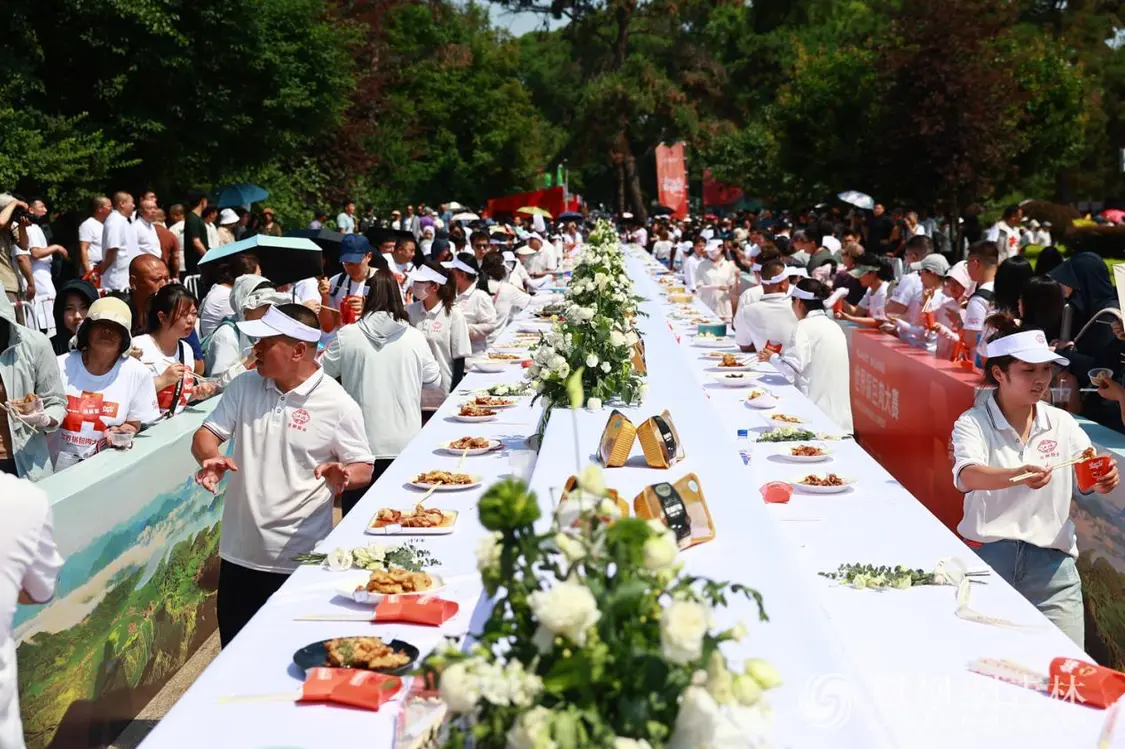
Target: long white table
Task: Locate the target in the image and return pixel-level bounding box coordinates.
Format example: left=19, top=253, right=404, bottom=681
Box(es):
left=138, top=255, right=1110, bottom=748
left=642, top=252, right=1107, bottom=748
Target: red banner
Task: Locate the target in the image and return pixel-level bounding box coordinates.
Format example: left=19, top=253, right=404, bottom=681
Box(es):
left=702, top=168, right=744, bottom=208
left=483, top=187, right=581, bottom=221
left=656, top=143, right=689, bottom=219
left=850, top=331, right=978, bottom=533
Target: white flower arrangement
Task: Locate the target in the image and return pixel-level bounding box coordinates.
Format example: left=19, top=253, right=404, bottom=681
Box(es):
left=529, top=220, right=646, bottom=409
left=421, top=465, right=781, bottom=748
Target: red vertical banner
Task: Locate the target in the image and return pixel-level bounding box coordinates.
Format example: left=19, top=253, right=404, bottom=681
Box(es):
left=656, top=143, right=689, bottom=219
left=702, top=168, right=744, bottom=208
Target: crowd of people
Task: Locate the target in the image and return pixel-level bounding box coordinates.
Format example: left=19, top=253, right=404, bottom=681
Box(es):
left=649, top=203, right=1120, bottom=649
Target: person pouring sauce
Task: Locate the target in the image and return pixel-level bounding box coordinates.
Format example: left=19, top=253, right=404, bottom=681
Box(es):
left=951, top=317, right=1119, bottom=646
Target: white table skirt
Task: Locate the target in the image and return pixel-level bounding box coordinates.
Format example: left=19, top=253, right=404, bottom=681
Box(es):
left=138, top=256, right=1108, bottom=749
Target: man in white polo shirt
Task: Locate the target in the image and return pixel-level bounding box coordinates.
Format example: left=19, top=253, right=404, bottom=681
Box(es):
left=192, top=303, right=374, bottom=646
left=100, top=191, right=138, bottom=292
left=734, top=258, right=797, bottom=353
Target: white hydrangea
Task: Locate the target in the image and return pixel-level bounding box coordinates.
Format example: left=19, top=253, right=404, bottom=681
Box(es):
left=475, top=532, right=502, bottom=572
left=506, top=706, right=557, bottom=749
left=609, top=329, right=626, bottom=347
left=438, top=661, right=480, bottom=714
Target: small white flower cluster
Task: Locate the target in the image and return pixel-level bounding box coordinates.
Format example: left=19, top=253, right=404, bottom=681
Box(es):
left=439, top=652, right=544, bottom=715
left=475, top=531, right=502, bottom=572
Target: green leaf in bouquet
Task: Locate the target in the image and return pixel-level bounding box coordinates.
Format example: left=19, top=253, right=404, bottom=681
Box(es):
left=543, top=649, right=600, bottom=694
left=604, top=578, right=650, bottom=615
left=479, top=479, right=540, bottom=531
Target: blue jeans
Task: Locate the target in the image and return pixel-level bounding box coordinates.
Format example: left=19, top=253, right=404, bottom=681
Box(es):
left=975, top=540, right=1084, bottom=647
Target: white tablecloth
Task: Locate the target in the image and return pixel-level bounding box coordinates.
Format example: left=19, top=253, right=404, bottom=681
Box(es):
left=138, top=256, right=1109, bottom=749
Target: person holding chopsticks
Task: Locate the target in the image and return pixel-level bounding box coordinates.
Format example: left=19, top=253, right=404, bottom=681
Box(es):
left=951, top=313, right=1119, bottom=646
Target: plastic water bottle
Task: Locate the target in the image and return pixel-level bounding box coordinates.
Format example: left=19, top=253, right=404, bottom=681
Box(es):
left=737, top=429, right=751, bottom=466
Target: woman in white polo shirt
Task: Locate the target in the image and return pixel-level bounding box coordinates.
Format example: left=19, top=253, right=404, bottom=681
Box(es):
left=445, top=253, right=498, bottom=354
left=193, top=303, right=373, bottom=646
left=406, top=263, right=472, bottom=416
left=322, top=270, right=440, bottom=515
left=952, top=318, right=1119, bottom=645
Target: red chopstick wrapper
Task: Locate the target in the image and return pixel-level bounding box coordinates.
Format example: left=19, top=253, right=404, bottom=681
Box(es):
left=300, top=667, right=402, bottom=710
left=1049, top=658, right=1125, bottom=709
left=374, top=596, right=459, bottom=626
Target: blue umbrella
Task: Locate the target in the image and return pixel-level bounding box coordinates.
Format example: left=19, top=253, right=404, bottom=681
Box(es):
left=211, top=183, right=269, bottom=208
left=199, top=235, right=321, bottom=287
left=558, top=211, right=584, bottom=221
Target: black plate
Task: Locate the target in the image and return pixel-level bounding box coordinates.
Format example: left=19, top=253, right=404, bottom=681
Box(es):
left=292, top=638, right=419, bottom=676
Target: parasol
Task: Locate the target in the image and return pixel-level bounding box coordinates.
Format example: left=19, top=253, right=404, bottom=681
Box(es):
left=211, top=183, right=269, bottom=209
left=837, top=191, right=875, bottom=210
left=199, top=235, right=322, bottom=288
left=451, top=212, right=480, bottom=222
left=516, top=206, right=553, bottom=219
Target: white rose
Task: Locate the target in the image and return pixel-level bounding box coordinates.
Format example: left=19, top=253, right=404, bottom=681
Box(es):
left=326, top=548, right=353, bottom=571
left=554, top=532, right=587, bottom=562
left=549, top=354, right=566, bottom=372
left=506, top=706, right=557, bottom=749
left=609, top=330, right=626, bottom=347
left=577, top=463, right=606, bottom=495
left=586, top=353, right=599, bottom=367
left=601, top=361, right=611, bottom=373
left=660, top=600, right=710, bottom=665
left=745, top=658, right=783, bottom=689
left=642, top=525, right=678, bottom=571
left=667, top=686, right=721, bottom=749
left=528, top=579, right=601, bottom=647
left=705, top=650, right=735, bottom=705
left=586, top=396, right=603, bottom=410
left=475, top=532, right=502, bottom=572
left=557, top=362, right=570, bottom=378
left=597, top=498, right=622, bottom=520
left=626, top=331, right=639, bottom=346
left=439, top=661, right=481, bottom=714
left=732, top=673, right=763, bottom=706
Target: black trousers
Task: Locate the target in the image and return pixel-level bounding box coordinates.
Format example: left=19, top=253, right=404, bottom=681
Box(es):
left=217, top=559, right=290, bottom=648
left=340, top=458, right=395, bottom=517
left=0, top=458, right=16, bottom=476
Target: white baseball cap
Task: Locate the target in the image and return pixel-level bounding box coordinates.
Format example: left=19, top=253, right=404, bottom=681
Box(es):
left=237, top=305, right=321, bottom=343
left=985, top=330, right=1069, bottom=365
left=820, top=236, right=842, bottom=254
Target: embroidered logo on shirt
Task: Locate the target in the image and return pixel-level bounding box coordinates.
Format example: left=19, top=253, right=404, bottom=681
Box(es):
left=1038, top=440, right=1057, bottom=454
left=292, top=408, right=311, bottom=425
left=431, top=321, right=443, bottom=332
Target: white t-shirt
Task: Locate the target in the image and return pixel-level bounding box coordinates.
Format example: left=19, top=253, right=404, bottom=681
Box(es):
left=168, top=220, right=185, bottom=275
left=134, top=218, right=161, bottom=258
left=53, top=352, right=160, bottom=466
left=0, top=477, right=63, bottom=749
left=199, top=283, right=235, bottom=339
left=737, top=285, right=765, bottom=310
left=952, top=393, right=1091, bottom=556
left=326, top=270, right=374, bottom=311
left=407, top=300, right=472, bottom=410
left=734, top=292, right=798, bottom=352
left=682, top=254, right=702, bottom=292
left=290, top=277, right=320, bottom=305
left=101, top=210, right=138, bottom=292
left=454, top=287, right=499, bottom=353
left=523, top=247, right=556, bottom=276
left=78, top=216, right=104, bottom=266
left=203, top=369, right=373, bottom=572
left=889, top=272, right=924, bottom=325
left=321, top=316, right=440, bottom=457
left=694, top=258, right=737, bottom=320
left=773, top=310, right=853, bottom=433
left=486, top=279, right=531, bottom=343
left=653, top=240, right=674, bottom=261
left=962, top=281, right=994, bottom=333
left=15, top=224, right=54, bottom=300
left=133, top=334, right=196, bottom=416
left=859, top=281, right=889, bottom=321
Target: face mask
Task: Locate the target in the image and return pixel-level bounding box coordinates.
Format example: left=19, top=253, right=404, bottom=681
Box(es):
left=412, top=282, right=432, bottom=302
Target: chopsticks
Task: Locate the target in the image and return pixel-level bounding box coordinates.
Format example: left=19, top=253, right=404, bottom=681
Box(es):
left=1009, top=456, right=1087, bottom=483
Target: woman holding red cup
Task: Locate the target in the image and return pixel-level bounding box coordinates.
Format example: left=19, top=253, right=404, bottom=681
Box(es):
left=952, top=315, right=1119, bottom=646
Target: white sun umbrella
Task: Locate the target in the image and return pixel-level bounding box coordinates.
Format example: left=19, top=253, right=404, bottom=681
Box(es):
left=452, top=212, right=480, bottom=222
left=837, top=191, right=875, bottom=210
left=447, top=201, right=465, bottom=211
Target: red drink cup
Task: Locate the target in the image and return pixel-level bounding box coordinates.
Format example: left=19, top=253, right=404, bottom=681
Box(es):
left=341, top=295, right=363, bottom=325
left=1076, top=456, right=1114, bottom=493
left=760, top=481, right=792, bottom=504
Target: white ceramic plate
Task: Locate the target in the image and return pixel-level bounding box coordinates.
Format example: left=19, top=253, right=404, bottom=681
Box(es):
left=711, top=374, right=757, bottom=388
left=452, top=413, right=498, bottom=423
left=480, top=356, right=526, bottom=366
left=789, top=475, right=853, bottom=494
left=366, top=510, right=460, bottom=536
left=777, top=443, right=833, bottom=463
left=708, top=363, right=755, bottom=373
left=694, top=338, right=734, bottom=349
left=408, top=473, right=482, bottom=491
left=471, top=362, right=506, bottom=373
left=744, top=391, right=778, bottom=409
left=461, top=399, right=518, bottom=410
left=335, top=572, right=446, bottom=604
left=438, top=439, right=502, bottom=455
left=769, top=414, right=808, bottom=425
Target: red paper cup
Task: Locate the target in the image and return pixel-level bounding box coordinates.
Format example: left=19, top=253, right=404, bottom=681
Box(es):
left=833, top=297, right=845, bottom=313
left=760, top=482, right=792, bottom=504
left=341, top=295, right=363, bottom=325
left=1076, top=456, right=1114, bottom=493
